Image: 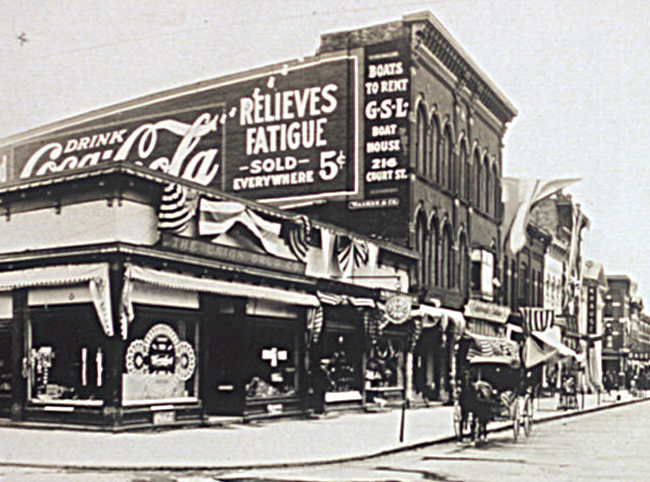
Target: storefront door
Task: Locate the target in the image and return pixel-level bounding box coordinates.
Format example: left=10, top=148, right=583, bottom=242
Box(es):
left=201, top=296, right=246, bottom=416
left=0, top=321, right=11, bottom=416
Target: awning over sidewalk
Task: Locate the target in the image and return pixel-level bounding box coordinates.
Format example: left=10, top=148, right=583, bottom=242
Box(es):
left=121, top=264, right=319, bottom=338
left=524, top=326, right=579, bottom=368
left=126, top=264, right=319, bottom=306
left=0, top=263, right=113, bottom=337
left=412, top=304, right=466, bottom=332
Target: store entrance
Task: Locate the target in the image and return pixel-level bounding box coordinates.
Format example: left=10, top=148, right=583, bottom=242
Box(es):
left=201, top=297, right=246, bottom=416
left=0, top=321, right=11, bottom=417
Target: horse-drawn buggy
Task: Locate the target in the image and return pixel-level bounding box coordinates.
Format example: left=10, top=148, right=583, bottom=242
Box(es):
left=453, top=334, right=533, bottom=443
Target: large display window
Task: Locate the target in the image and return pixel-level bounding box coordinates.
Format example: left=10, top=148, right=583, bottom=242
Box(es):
left=365, top=336, right=404, bottom=389
left=27, top=306, right=106, bottom=405
left=122, top=309, right=199, bottom=405
left=0, top=321, right=12, bottom=408
left=318, top=311, right=364, bottom=399
left=245, top=321, right=299, bottom=400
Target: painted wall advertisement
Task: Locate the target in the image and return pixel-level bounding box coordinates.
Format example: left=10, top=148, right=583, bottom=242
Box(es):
left=9, top=56, right=359, bottom=204
left=354, top=39, right=410, bottom=211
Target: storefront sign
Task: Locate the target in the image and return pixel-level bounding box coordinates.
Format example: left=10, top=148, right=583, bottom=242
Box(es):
left=464, top=299, right=510, bottom=324
left=384, top=294, right=412, bottom=324
left=161, top=233, right=305, bottom=275
left=587, top=286, right=597, bottom=334
left=11, top=56, right=359, bottom=205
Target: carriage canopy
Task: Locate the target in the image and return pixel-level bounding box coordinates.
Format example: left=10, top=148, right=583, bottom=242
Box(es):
left=465, top=333, right=520, bottom=367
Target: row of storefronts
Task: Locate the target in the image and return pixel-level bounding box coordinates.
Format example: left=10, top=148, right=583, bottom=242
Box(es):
left=0, top=165, right=471, bottom=428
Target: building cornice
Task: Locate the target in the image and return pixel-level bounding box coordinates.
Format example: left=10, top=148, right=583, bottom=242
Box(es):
left=403, top=11, right=517, bottom=124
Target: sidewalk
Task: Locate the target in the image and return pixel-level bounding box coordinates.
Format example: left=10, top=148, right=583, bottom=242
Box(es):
left=0, top=391, right=646, bottom=471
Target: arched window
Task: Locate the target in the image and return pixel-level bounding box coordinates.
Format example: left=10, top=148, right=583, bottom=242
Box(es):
left=429, top=218, right=439, bottom=287
left=440, top=226, right=448, bottom=288
left=493, top=164, right=500, bottom=217
left=519, top=261, right=529, bottom=305
left=437, top=132, right=447, bottom=186
left=510, top=259, right=517, bottom=307
left=503, top=256, right=509, bottom=306
left=459, top=142, right=468, bottom=200
left=428, top=117, right=439, bottom=180
left=459, top=233, right=468, bottom=293
left=474, top=150, right=482, bottom=210
left=416, top=213, right=427, bottom=287
left=484, top=156, right=491, bottom=215
left=416, top=106, right=427, bottom=175
left=440, top=224, right=453, bottom=289
left=445, top=126, right=454, bottom=190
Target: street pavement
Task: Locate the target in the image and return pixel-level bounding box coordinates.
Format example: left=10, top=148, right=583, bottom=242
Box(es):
left=225, top=391, right=650, bottom=482
left=0, top=390, right=645, bottom=471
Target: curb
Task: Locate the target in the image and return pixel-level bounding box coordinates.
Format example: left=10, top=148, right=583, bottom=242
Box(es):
left=1, top=397, right=648, bottom=473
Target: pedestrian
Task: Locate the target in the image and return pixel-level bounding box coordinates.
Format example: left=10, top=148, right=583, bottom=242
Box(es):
left=311, top=359, right=331, bottom=415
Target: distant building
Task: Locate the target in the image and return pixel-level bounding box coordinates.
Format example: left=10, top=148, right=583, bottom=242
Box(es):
left=581, top=260, right=608, bottom=390
left=603, top=275, right=640, bottom=389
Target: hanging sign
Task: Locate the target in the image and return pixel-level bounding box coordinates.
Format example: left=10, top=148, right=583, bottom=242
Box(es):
left=384, top=294, right=412, bottom=324
left=587, top=286, right=597, bottom=335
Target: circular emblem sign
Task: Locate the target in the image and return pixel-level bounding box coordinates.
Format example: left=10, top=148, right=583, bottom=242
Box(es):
left=385, top=295, right=411, bottom=324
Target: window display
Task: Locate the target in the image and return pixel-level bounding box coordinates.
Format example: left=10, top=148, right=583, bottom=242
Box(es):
left=320, top=333, right=361, bottom=392
left=123, top=321, right=197, bottom=403
left=246, top=324, right=298, bottom=399
left=365, top=338, right=400, bottom=388
left=28, top=307, right=105, bottom=403
left=0, top=324, right=11, bottom=399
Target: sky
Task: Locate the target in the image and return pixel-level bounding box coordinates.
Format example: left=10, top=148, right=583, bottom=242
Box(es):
left=2, top=0, right=650, bottom=302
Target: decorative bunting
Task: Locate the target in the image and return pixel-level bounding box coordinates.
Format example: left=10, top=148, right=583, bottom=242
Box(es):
left=158, top=183, right=193, bottom=232
left=337, top=236, right=369, bottom=273
left=521, top=307, right=555, bottom=333
left=306, top=305, right=324, bottom=345
left=287, top=215, right=311, bottom=262
left=408, top=317, right=423, bottom=352
left=198, top=199, right=285, bottom=257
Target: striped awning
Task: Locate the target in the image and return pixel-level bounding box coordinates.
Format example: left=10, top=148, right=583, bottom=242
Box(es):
left=466, top=333, right=520, bottom=365
left=0, top=263, right=113, bottom=337
left=126, top=264, right=319, bottom=306
left=316, top=291, right=376, bottom=308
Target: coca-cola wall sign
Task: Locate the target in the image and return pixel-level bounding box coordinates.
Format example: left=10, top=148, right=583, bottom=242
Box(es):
left=8, top=55, right=360, bottom=204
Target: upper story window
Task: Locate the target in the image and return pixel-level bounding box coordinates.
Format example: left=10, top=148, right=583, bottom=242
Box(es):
left=459, top=142, right=468, bottom=200
left=484, top=157, right=492, bottom=216
left=429, top=219, right=439, bottom=287
left=482, top=155, right=490, bottom=214
left=470, top=248, right=494, bottom=300
left=493, top=164, right=500, bottom=217
left=519, top=261, right=529, bottom=305
left=474, top=150, right=481, bottom=211
left=415, top=213, right=427, bottom=287
left=459, top=234, right=468, bottom=293
left=429, top=117, right=439, bottom=181
left=415, top=106, right=427, bottom=175
left=444, top=126, right=454, bottom=191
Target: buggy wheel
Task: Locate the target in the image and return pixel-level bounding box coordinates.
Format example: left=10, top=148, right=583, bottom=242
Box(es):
left=453, top=402, right=463, bottom=441
left=512, top=400, right=520, bottom=442
left=523, top=394, right=533, bottom=437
